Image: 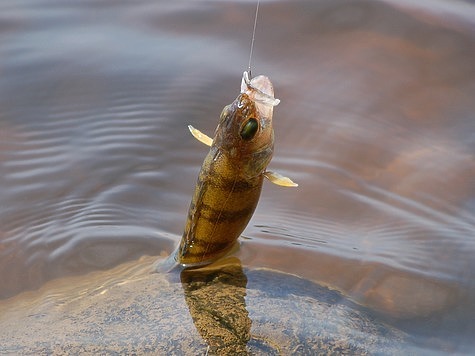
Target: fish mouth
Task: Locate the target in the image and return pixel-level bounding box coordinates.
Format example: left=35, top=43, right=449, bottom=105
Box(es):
left=241, top=71, right=279, bottom=120
left=241, top=71, right=280, bottom=107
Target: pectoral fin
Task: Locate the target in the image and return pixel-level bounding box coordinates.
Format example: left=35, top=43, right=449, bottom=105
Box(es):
left=264, top=171, right=298, bottom=187
left=188, top=125, right=213, bottom=147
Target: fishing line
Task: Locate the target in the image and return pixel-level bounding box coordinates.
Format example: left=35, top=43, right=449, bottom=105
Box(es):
left=248, top=0, right=260, bottom=78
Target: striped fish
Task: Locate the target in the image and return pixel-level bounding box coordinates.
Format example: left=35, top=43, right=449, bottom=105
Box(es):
left=176, top=72, right=297, bottom=267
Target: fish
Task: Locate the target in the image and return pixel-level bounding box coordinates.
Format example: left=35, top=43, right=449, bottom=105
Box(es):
left=175, top=71, right=297, bottom=267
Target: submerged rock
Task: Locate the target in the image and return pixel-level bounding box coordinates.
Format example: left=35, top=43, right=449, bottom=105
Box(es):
left=0, top=256, right=411, bottom=354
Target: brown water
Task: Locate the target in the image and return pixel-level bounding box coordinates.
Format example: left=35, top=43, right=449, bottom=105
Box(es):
left=1, top=0, right=474, bottom=353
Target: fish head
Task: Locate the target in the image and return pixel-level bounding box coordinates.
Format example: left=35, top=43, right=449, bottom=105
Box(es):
left=213, top=72, right=280, bottom=178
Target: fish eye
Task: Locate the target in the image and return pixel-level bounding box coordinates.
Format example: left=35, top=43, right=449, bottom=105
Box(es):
left=240, top=118, right=258, bottom=140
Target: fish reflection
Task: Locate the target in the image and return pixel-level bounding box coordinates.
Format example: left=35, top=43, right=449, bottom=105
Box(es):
left=180, top=258, right=250, bottom=354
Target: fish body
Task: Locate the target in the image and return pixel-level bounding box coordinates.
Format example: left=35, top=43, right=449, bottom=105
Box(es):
left=176, top=72, right=295, bottom=267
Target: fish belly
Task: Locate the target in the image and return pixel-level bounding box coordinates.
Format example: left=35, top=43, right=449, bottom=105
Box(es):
left=177, top=148, right=263, bottom=266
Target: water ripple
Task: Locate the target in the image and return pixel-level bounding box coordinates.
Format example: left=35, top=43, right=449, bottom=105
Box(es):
left=0, top=69, right=197, bottom=298
left=1, top=1, right=475, bottom=350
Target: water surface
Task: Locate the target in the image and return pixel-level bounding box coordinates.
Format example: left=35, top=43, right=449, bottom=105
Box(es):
left=1, top=0, right=474, bottom=353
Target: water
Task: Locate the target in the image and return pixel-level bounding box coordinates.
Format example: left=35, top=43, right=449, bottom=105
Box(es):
left=1, top=0, right=474, bottom=353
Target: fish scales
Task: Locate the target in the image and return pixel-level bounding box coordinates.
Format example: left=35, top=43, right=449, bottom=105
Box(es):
left=176, top=72, right=295, bottom=267
left=180, top=147, right=264, bottom=264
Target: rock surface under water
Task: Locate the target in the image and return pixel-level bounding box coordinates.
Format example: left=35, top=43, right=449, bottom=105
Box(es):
left=0, top=257, right=412, bottom=355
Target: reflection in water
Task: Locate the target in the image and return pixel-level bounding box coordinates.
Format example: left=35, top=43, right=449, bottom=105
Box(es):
left=0, top=256, right=412, bottom=354
left=180, top=258, right=250, bottom=355
left=177, top=257, right=414, bottom=354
